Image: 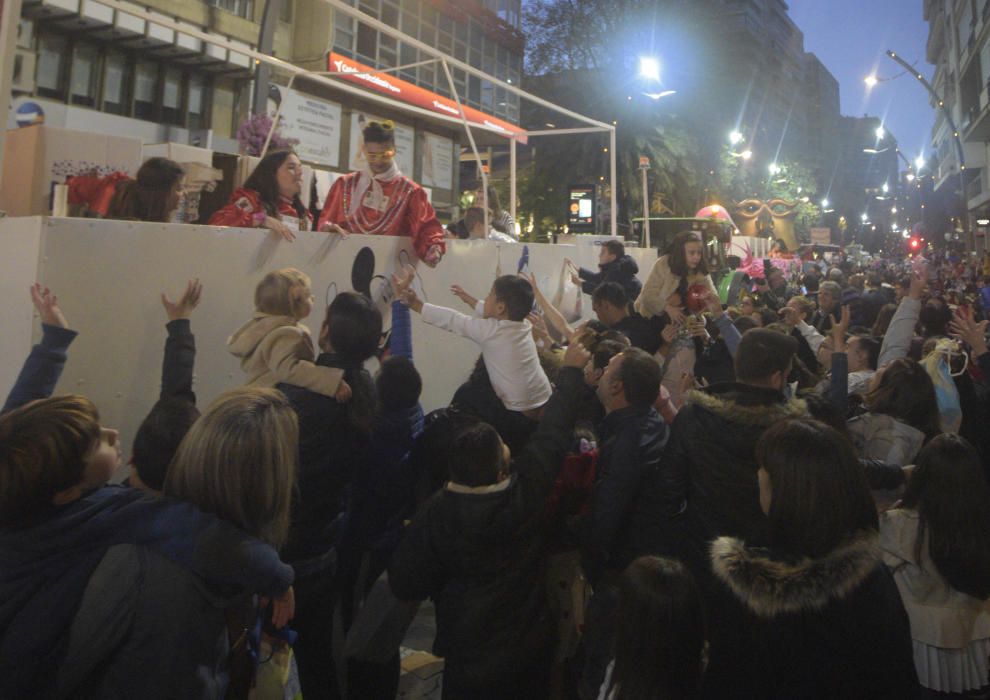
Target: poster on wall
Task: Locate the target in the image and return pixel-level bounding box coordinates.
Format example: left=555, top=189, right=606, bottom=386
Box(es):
left=348, top=112, right=414, bottom=175
left=273, top=87, right=342, bottom=167
left=421, top=132, right=453, bottom=191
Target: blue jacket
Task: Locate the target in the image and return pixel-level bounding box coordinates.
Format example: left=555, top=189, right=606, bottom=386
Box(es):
left=2, top=323, right=77, bottom=414
left=0, top=486, right=293, bottom=698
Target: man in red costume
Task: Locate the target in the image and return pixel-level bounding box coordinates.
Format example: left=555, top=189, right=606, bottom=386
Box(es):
left=318, top=120, right=445, bottom=266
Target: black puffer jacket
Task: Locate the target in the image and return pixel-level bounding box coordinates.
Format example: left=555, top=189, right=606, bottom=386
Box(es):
left=578, top=255, right=642, bottom=300
left=581, top=405, right=680, bottom=584
left=704, top=532, right=919, bottom=699
left=667, top=383, right=808, bottom=549
left=388, top=367, right=584, bottom=690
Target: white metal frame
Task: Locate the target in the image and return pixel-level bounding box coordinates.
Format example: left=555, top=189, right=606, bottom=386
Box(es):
left=37, top=0, right=619, bottom=237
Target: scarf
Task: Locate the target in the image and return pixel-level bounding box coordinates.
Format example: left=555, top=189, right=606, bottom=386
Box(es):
left=348, top=160, right=402, bottom=218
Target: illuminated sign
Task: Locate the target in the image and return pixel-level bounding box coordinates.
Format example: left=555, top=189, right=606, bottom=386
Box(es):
left=568, top=185, right=595, bottom=230
left=328, top=53, right=527, bottom=143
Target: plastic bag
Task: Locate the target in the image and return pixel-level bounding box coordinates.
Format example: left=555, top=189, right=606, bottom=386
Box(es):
left=551, top=260, right=583, bottom=324
left=921, top=338, right=965, bottom=433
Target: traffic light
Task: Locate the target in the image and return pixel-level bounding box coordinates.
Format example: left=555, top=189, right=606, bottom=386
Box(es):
left=909, top=238, right=921, bottom=250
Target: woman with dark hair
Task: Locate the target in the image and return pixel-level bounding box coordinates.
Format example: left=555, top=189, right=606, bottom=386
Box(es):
left=881, top=434, right=990, bottom=697
left=106, top=157, right=185, bottom=222
left=635, top=230, right=716, bottom=324
left=209, top=150, right=310, bottom=241
left=703, top=418, right=918, bottom=698
left=847, top=358, right=941, bottom=465
left=275, top=291, right=382, bottom=698
left=599, top=556, right=706, bottom=700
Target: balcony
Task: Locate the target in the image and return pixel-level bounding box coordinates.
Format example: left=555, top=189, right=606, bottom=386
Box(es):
left=964, top=81, right=990, bottom=142
left=968, top=169, right=990, bottom=211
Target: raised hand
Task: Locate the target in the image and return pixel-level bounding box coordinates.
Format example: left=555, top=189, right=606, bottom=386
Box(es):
left=161, top=279, right=203, bottom=322
left=450, top=284, right=478, bottom=308
left=391, top=265, right=422, bottom=312
left=909, top=265, right=927, bottom=300
left=30, top=283, right=68, bottom=328
left=703, top=291, right=724, bottom=316
left=829, top=304, right=851, bottom=353
left=950, top=305, right=989, bottom=356
left=320, top=222, right=350, bottom=237
left=562, top=340, right=591, bottom=369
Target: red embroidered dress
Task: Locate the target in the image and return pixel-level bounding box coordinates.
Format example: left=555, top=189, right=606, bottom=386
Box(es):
left=209, top=188, right=312, bottom=230
left=317, top=172, right=445, bottom=260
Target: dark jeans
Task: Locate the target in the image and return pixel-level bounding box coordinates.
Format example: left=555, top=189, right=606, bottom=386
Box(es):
left=292, top=563, right=340, bottom=700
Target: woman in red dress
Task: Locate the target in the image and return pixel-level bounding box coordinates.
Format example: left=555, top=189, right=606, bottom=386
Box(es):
left=209, top=150, right=310, bottom=241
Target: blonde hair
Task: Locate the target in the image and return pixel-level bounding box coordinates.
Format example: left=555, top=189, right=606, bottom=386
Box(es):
left=164, top=387, right=298, bottom=547
left=255, top=268, right=312, bottom=318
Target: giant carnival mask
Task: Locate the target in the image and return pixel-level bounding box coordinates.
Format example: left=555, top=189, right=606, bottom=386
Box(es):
left=734, top=198, right=799, bottom=252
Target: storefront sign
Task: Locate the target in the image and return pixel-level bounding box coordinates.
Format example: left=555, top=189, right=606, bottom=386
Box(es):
left=328, top=52, right=526, bottom=143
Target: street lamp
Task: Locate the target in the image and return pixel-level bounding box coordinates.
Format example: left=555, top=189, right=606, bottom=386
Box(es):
left=915, top=155, right=925, bottom=170
left=882, top=182, right=889, bottom=193
left=821, top=198, right=829, bottom=208
left=876, top=125, right=886, bottom=140
left=906, top=173, right=916, bottom=182
left=861, top=213, right=868, bottom=222
left=639, top=56, right=661, bottom=82
left=864, top=75, right=878, bottom=88
left=729, top=131, right=743, bottom=145
left=768, top=162, right=781, bottom=175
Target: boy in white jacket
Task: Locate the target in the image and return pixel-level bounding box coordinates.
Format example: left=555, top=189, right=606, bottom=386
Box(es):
left=392, top=267, right=551, bottom=414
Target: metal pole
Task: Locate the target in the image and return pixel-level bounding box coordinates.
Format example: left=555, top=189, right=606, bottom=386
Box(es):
left=252, top=0, right=283, bottom=116
left=510, top=136, right=517, bottom=228
left=641, top=165, right=650, bottom=249
left=609, top=127, right=618, bottom=237
left=439, top=59, right=488, bottom=235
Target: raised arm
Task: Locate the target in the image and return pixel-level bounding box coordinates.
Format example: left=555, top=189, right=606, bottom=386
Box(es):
left=526, top=272, right=575, bottom=341
left=159, top=279, right=202, bottom=403
left=2, top=284, right=77, bottom=414
left=878, top=269, right=924, bottom=368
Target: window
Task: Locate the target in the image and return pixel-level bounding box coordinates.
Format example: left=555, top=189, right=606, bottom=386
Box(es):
left=334, top=15, right=355, bottom=54
left=359, top=0, right=379, bottom=19
left=356, top=22, right=377, bottom=62
left=207, top=0, right=254, bottom=20
left=378, top=34, right=397, bottom=68
left=162, top=67, right=183, bottom=125
left=134, top=61, right=158, bottom=119
left=279, top=0, right=292, bottom=23
left=419, top=61, right=435, bottom=90
left=187, top=74, right=208, bottom=130
left=70, top=42, right=100, bottom=107
left=399, top=42, right=417, bottom=80
left=381, top=0, right=398, bottom=27
left=36, top=33, right=67, bottom=99
left=102, top=51, right=131, bottom=115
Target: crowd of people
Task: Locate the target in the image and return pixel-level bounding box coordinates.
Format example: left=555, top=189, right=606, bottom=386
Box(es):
left=5, top=119, right=990, bottom=699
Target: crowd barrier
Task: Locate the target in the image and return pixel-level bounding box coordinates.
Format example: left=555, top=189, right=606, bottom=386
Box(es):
left=0, top=217, right=656, bottom=477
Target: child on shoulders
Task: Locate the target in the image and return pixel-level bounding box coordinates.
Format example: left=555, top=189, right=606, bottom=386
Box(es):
left=228, top=267, right=351, bottom=402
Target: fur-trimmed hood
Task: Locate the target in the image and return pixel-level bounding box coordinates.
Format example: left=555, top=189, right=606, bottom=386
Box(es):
left=711, top=532, right=881, bottom=618
left=685, top=383, right=807, bottom=428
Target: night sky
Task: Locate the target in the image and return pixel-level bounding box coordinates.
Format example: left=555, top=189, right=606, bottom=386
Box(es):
left=789, top=0, right=935, bottom=165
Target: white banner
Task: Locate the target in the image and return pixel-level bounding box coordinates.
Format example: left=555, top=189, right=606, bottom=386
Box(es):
left=348, top=111, right=414, bottom=175
left=275, top=87, right=342, bottom=167
left=421, top=132, right=454, bottom=190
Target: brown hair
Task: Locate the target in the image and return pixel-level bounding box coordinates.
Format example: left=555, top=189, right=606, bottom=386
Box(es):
left=164, top=387, right=297, bottom=547
left=108, top=157, right=184, bottom=223
left=0, top=395, right=101, bottom=528
left=667, top=230, right=709, bottom=277
left=757, top=419, right=878, bottom=558
left=864, top=358, right=941, bottom=439
left=255, top=267, right=312, bottom=318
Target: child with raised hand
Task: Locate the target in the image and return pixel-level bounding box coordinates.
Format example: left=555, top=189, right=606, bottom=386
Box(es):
left=393, top=266, right=551, bottom=414
left=229, top=267, right=351, bottom=402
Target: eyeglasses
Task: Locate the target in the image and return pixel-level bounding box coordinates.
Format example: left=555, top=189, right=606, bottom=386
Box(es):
left=365, top=149, right=396, bottom=163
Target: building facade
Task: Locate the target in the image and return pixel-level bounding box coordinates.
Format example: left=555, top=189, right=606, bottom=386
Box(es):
left=6, top=0, right=524, bottom=211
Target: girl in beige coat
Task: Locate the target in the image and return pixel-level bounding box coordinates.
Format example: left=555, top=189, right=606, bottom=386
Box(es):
left=228, top=268, right=351, bottom=401
left=634, top=230, right=717, bottom=324
left=880, top=434, right=990, bottom=695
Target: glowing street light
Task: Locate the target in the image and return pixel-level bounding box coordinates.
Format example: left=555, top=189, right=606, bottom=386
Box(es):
left=768, top=163, right=781, bottom=175
left=861, top=213, right=868, bottom=222
left=915, top=155, right=925, bottom=170
left=876, top=125, right=886, bottom=140
left=821, top=198, right=829, bottom=208
left=739, top=149, right=752, bottom=160
left=864, top=75, right=878, bottom=88
left=891, top=206, right=898, bottom=214
left=639, top=56, right=661, bottom=82
left=729, top=131, right=743, bottom=145
left=882, top=182, right=889, bottom=193
left=906, top=173, right=916, bottom=182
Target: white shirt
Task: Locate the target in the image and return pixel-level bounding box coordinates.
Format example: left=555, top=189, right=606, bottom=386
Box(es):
left=421, top=301, right=552, bottom=412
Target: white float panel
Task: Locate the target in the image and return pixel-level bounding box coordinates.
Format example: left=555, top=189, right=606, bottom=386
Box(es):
left=0, top=217, right=656, bottom=476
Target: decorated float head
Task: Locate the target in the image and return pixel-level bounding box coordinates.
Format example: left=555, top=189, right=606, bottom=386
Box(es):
left=734, top=198, right=799, bottom=252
